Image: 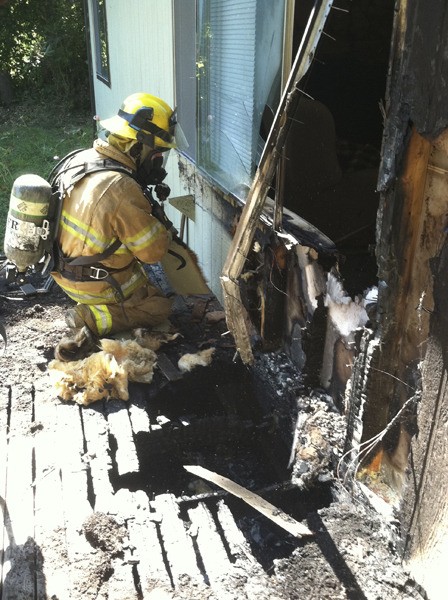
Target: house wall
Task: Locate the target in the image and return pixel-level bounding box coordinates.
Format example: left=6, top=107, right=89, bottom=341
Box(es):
left=87, top=0, right=236, bottom=303
left=165, top=155, right=237, bottom=304
left=87, top=0, right=175, bottom=119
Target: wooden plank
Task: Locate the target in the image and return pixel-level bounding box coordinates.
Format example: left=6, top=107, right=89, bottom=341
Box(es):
left=185, top=465, right=312, bottom=538
left=81, top=403, right=116, bottom=514
left=187, top=502, right=233, bottom=597
left=56, top=403, right=92, bottom=525
left=54, top=402, right=140, bottom=599
left=55, top=402, right=96, bottom=600
left=33, top=383, right=69, bottom=600
left=128, top=385, right=151, bottom=434
left=1, top=385, right=35, bottom=600
left=82, top=405, right=141, bottom=598
left=151, top=493, right=203, bottom=585
left=215, top=500, right=271, bottom=600
left=104, top=399, right=140, bottom=476
left=99, top=555, right=139, bottom=600
left=216, top=499, right=253, bottom=562
left=115, top=489, right=172, bottom=597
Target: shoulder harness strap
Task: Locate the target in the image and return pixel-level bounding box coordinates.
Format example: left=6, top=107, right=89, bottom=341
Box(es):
left=69, top=158, right=134, bottom=186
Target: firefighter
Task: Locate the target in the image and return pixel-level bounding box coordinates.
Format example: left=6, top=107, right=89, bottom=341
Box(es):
left=51, top=92, right=185, bottom=341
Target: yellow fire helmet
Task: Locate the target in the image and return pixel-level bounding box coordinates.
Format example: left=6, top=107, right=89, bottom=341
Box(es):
left=100, top=92, right=188, bottom=150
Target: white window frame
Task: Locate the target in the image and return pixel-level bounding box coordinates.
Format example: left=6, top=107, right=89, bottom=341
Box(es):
left=91, top=0, right=111, bottom=86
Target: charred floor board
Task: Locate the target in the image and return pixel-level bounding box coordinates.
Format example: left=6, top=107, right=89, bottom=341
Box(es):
left=0, top=271, right=427, bottom=599
left=0, top=377, right=327, bottom=599
left=0, top=290, right=329, bottom=600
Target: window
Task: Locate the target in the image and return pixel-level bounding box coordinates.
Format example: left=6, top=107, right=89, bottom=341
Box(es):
left=175, top=0, right=286, bottom=200
left=174, top=0, right=197, bottom=161
left=92, top=0, right=110, bottom=85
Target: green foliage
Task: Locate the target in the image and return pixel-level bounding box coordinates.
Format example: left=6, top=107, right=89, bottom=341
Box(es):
left=0, top=100, right=94, bottom=245
left=0, top=1, right=92, bottom=243
left=0, top=0, right=89, bottom=107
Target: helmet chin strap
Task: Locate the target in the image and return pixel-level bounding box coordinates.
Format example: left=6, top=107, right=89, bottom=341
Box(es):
left=129, top=141, right=145, bottom=167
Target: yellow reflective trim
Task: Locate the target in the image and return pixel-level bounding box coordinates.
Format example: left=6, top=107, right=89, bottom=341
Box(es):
left=61, top=209, right=108, bottom=242
left=122, top=221, right=165, bottom=253
left=60, top=210, right=112, bottom=253
left=115, top=245, right=132, bottom=255
left=57, top=283, right=114, bottom=304
left=59, top=220, right=91, bottom=246
left=88, top=305, right=112, bottom=335
left=121, top=270, right=147, bottom=296
left=56, top=269, right=147, bottom=305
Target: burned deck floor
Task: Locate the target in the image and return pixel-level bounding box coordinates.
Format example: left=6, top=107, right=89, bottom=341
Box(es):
left=0, top=272, right=427, bottom=599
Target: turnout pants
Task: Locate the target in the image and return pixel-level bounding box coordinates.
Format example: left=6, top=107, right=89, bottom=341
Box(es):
left=65, top=282, right=173, bottom=336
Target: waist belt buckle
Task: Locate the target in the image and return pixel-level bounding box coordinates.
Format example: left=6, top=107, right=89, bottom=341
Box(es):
left=90, top=266, right=109, bottom=280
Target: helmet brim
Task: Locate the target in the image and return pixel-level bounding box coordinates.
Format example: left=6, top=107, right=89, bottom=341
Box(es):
left=99, top=115, right=137, bottom=140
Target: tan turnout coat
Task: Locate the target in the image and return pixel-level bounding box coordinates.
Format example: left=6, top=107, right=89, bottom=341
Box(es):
left=51, top=139, right=171, bottom=334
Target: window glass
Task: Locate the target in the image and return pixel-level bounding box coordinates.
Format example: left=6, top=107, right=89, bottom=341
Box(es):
left=92, top=0, right=110, bottom=85
left=198, top=0, right=285, bottom=199
left=175, top=0, right=285, bottom=200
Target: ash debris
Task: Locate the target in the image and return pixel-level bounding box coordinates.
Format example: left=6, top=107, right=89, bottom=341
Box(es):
left=272, top=485, right=427, bottom=600
left=82, top=512, right=126, bottom=556
left=290, top=391, right=346, bottom=489
left=251, top=351, right=346, bottom=489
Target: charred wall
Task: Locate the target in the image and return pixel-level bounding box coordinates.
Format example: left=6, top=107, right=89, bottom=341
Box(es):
left=349, top=0, right=448, bottom=594
left=379, top=0, right=448, bottom=189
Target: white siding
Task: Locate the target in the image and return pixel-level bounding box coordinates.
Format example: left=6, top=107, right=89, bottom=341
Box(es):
left=164, top=154, right=233, bottom=304
left=88, top=0, right=175, bottom=123
left=86, top=0, right=263, bottom=303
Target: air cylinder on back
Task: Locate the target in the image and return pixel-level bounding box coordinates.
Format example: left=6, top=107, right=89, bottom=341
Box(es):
left=4, top=174, right=52, bottom=273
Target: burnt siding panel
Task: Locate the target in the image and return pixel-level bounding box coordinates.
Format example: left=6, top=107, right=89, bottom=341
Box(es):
left=379, top=0, right=448, bottom=190
left=404, top=2, right=448, bottom=137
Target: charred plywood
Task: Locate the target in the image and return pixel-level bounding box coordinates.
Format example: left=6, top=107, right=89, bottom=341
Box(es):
left=353, top=79, right=448, bottom=598
left=353, top=129, right=448, bottom=484
left=359, top=129, right=432, bottom=472
left=396, top=136, right=448, bottom=598
left=379, top=0, right=448, bottom=189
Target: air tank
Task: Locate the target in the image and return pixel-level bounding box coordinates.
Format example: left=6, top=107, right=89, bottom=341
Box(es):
left=4, top=174, right=52, bottom=273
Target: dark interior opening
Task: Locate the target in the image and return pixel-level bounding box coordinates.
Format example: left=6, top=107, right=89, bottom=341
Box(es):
left=282, top=0, right=395, bottom=296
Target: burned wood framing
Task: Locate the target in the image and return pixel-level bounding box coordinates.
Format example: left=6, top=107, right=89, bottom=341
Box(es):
left=346, top=0, right=448, bottom=594
left=379, top=0, right=448, bottom=190
left=220, top=0, right=334, bottom=365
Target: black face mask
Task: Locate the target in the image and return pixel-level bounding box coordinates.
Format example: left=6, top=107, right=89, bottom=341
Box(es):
left=135, top=151, right=167, bottom=188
